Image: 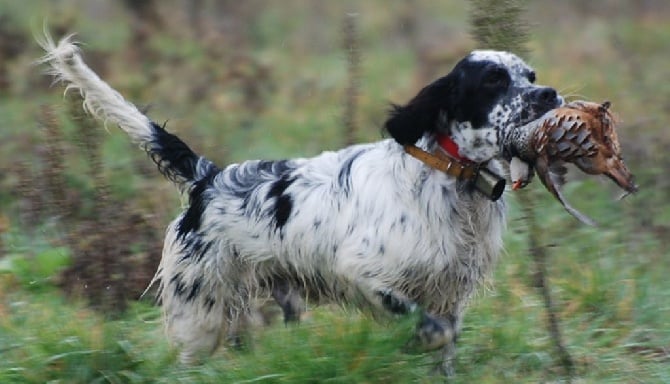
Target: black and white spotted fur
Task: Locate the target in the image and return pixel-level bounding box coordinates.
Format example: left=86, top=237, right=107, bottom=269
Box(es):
left=39, top=35, right=562, bottom=375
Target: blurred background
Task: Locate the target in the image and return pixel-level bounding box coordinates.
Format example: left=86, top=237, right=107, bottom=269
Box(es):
left=0, top=1, right=668, bottom=382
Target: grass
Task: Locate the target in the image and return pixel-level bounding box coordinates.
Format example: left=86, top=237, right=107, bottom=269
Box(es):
left=0, top=286, right=430, bottom=383
left=1, top=188, right=668, bottom=383
left=1, top=0, right=670, bottom=382
left=2, top=195, right=668, bottom=383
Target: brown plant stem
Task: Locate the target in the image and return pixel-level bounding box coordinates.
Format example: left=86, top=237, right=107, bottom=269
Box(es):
left=467, top=0, right=575, bottom=378
left=343, top=12, right=360, bottom=146
left=519, top=189, right=575, bottom=380
left=38, top=105, right=67, bottom=220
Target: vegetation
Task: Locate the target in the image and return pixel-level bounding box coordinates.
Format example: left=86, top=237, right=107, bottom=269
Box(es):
left=1, top=1, right=669, bottom=382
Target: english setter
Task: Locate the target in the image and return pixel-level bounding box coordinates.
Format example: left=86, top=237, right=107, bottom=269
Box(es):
left=39, top=35, right=562, bottom=375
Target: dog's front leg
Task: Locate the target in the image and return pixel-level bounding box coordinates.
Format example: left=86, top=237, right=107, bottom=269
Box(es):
left=411, top=313, right=461, bottom=377
left=428, top=312, right=462, bottom=377
left=374, top=289, right=459, bottom=369
left=434, top=338, right=458, bottom=377
left=271, top=280, right=304, bottom=324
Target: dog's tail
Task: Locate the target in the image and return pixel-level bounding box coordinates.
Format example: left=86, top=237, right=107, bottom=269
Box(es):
left=37, top=34, right=219, bottom=193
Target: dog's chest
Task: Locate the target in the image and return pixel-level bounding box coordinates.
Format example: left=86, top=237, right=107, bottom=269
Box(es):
left=392, top=191, right=506, bottom=312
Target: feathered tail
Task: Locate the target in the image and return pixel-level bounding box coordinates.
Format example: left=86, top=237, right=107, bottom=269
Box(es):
left=37, top=33, right=219, bottom=193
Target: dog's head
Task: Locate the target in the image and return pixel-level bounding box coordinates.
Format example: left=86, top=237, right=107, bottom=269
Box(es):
left=385, top=50, right=562, bottom=163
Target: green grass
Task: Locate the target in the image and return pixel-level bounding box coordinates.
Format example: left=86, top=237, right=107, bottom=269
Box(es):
left=0, top=287, right=431, bottom=383
left=1, top=187, right=668, bottom=383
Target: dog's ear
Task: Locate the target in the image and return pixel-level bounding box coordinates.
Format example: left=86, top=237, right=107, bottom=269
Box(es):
left=384, top=74, right=457, bottom=145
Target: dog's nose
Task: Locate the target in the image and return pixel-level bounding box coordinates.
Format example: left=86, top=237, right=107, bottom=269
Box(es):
left=531, top=87, right=559, bottom=106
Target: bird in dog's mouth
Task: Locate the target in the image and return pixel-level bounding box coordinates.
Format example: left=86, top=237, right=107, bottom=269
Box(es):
left=503, top=100, right=637, bottom=226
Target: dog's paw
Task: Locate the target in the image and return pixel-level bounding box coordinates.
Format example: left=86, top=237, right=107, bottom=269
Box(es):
left=404, top=314, right=455, bottom=353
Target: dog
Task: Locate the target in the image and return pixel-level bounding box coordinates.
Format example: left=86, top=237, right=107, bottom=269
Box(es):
left=39, top=35, right=562, bottom=375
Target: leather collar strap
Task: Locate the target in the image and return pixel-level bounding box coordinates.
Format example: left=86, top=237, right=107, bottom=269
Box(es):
left=403, top=144, right=479, bottom=181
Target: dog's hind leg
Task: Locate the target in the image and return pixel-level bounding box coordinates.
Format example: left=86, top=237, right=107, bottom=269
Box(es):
left=162, top=263, right=254, bottom=364
left=157, top=221, right=245, bottom=364
left=160, top=263, right=227, bottom=362
left=160, top=259, right=228, bottom=364
left=165, top=297, right=226, bottom=365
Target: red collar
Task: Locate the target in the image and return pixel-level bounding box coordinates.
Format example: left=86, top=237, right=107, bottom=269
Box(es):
left=436, top=134, right=472, bottom=163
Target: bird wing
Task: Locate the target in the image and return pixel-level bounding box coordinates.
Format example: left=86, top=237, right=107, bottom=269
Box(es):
left=543, top=111, right=599, bottom=163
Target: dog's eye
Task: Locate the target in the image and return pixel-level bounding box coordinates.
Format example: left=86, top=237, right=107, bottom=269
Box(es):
left=483, top=69, right=509, bottom=89
left=528, top=71, right=536, bottom=83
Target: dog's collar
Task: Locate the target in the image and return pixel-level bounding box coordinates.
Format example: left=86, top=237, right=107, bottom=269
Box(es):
left=435, top=133, right=470, bottom=162
left=403, top=143, right=478, bottom=182
left=403, top=136, right=507, bottom=201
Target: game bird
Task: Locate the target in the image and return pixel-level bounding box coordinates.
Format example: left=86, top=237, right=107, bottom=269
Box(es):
left=505, top=100, right=638, bottom=225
